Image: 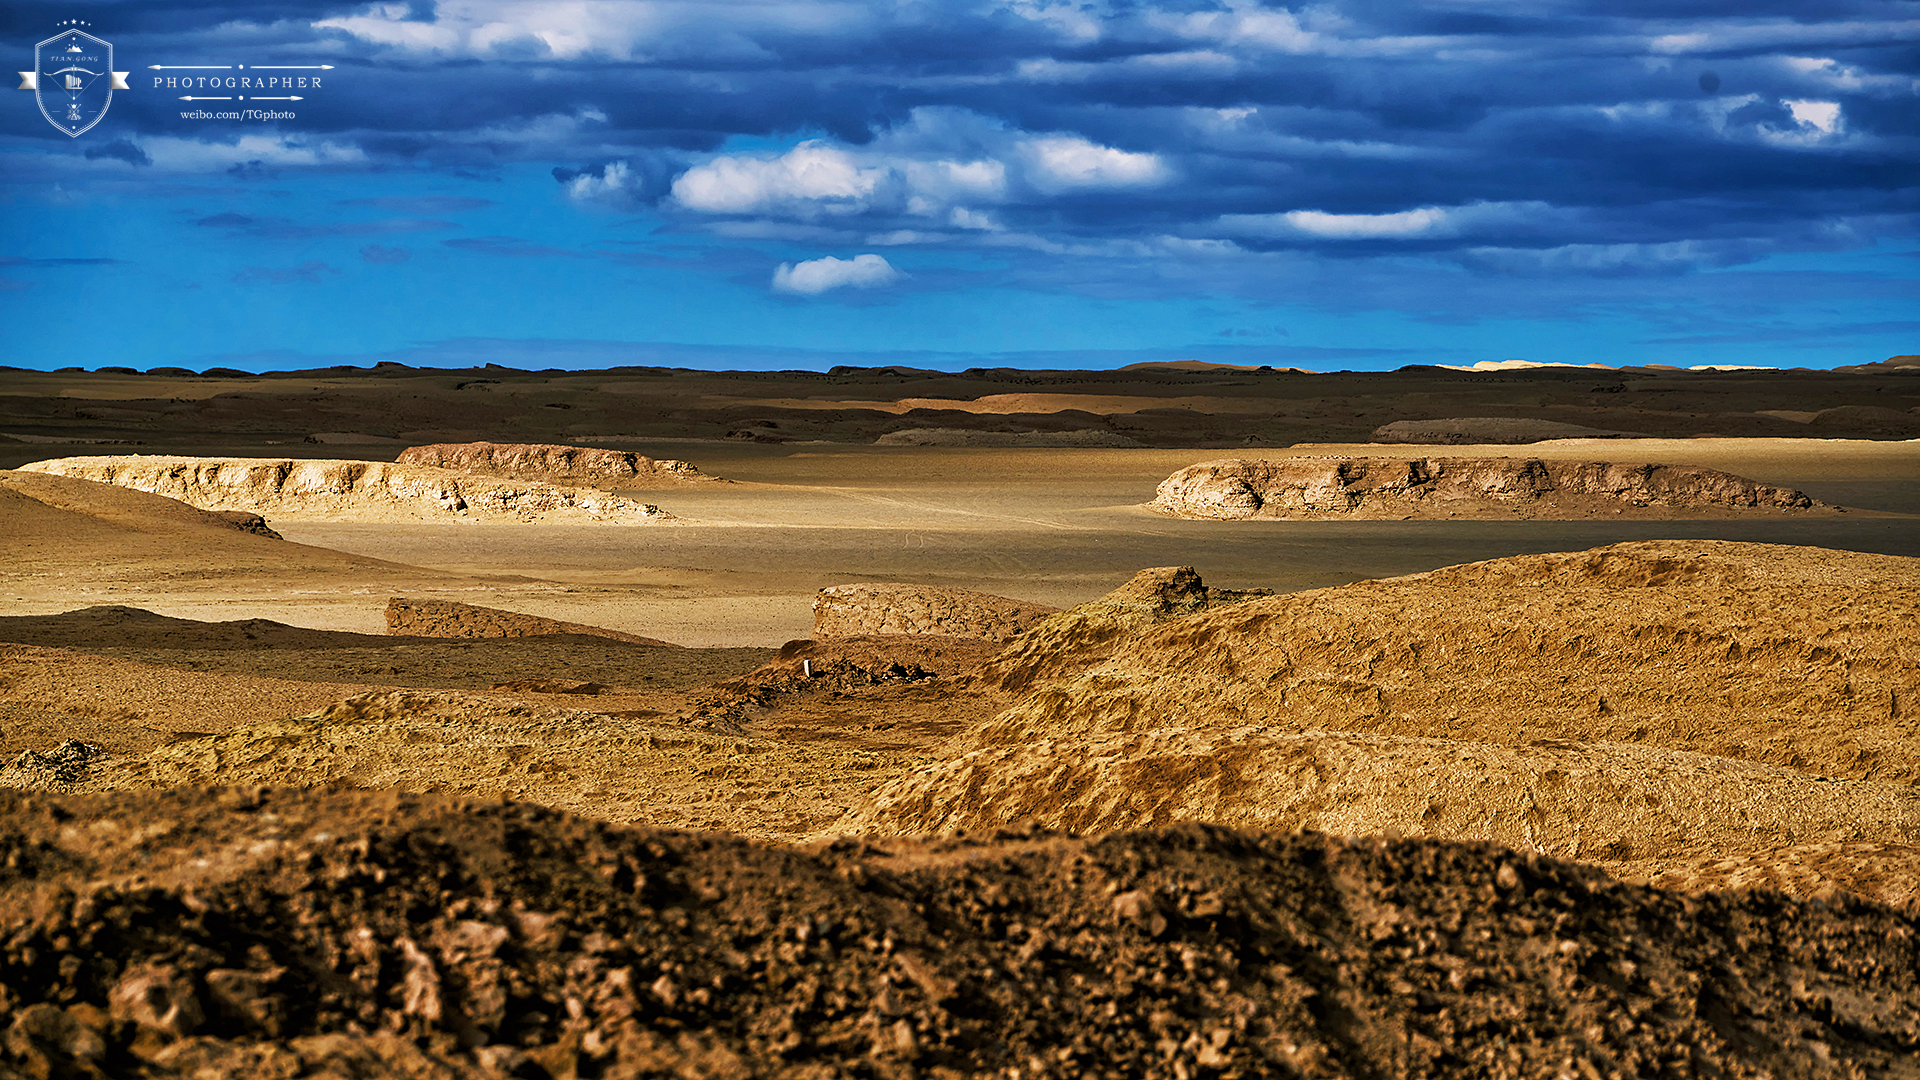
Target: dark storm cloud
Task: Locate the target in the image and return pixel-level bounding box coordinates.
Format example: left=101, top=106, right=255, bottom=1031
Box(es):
left=13, top=0, right=1917, bottom=275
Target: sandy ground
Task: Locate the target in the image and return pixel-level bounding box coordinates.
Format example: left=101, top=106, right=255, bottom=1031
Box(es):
left=44, top=437, right=1897, bottom=645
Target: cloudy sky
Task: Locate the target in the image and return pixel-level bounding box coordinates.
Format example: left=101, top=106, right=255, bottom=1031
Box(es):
left=1, top=0, right=1915, bottom=372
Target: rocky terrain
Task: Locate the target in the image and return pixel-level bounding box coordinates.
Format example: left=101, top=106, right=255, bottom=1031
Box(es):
left=813, top=584, right=1060, bottom=642
left=1371, top=418, right=1649, bottom=443
left=3, top=788, right=1918, bottom=1080
left=4, top=360, right=1920, bottom=1078
left=385, top=599, right=679, bottom=647
left=1150, top=457, right=1826, bottom=520
left=17, top=457, right=672, bottom=525
left=396, top=442, right=721, bottom=487
left=816, top=543, right=1920, bottom=911
left=4, top=361, right=1917, bottom=450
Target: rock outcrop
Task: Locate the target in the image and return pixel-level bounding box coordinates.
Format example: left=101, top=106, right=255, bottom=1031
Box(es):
left=812, top=583, right=1060, bottom=642
left=1150, top=457, right=1822, bottom=520
left=397, top=441, right=722, bottom=487
left=1371, top=417, right=1648, bottom=443
left=978, top=567, right=1270, bottom=692
left=17, top=456, right=673, bottom=524
left=385, top=598, right=677, bottom=646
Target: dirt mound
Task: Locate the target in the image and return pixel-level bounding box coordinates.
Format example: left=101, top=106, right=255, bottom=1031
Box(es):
left=813, top=582, right=1059, bottom=642
left=0, top=607, right=421, bottom=651
left=842, top=728, right=1920, bottom=899
left=17, top=456, right=674, bottom=524
left=979, top=567, right=1272, bottom=693
left=397, top=441, right=723, bottom=487
left=385, top=598, right=678, bottom=647
left=4, top=788, right=1919, bottom=1079
left=975, top=542, right=1920, bottom=784
left=1151, top=457, right=1824, bottom=520
left=1372, top=417, right=1648, bottom=443
left=873, top=427, right=1142, bottom=447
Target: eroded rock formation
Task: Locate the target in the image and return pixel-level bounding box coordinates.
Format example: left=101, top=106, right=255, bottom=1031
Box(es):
left=1151, top=456, right=1822, bottom=520
left=18, top=456, right=673, bottom=524
left=385, top=598, right=677, bottom=646
left=812, top=583, right=1059, bottom=642
left=397, top=441, right=721, bottom=487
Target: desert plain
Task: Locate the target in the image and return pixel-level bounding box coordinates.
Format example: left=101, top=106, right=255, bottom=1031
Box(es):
left=1, top=357, right=1918, bottom=1078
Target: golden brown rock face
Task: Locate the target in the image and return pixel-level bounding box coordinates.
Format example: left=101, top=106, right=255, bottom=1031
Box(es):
left=812, top=583, right=1059, bottom=642
left=1150, top=456, right=1822, bottom=519
left=16, top=455, right=673, bottom=524
left=396, top=441, right=720, bottom=487
left=384, top=598, right=677, bottom=647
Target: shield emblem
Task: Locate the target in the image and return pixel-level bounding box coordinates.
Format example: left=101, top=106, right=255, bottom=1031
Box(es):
left=31, top=29, right=126, bottom=137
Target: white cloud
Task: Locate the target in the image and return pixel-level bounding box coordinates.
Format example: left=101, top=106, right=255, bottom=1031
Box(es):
left=564, top=160, right=636, bottom=203
left=315, top=0, right=859, bottom=60
left=1021, top=136, right=1167, bottom=190
left=672, top=142, right=888, bottom=216
left=669, top=111, right=1162, bottom=223
left=1785, top=99, right=1841, bottom=134
left=140, top=134, right=368, bottom=172
left=1215, top=201, right=1556, bottom=242
left=1782, top=56, right=1920, bottom=97
left=771, top=253, right=900, bottom=295
left=1284, top=207, right=1450, bottom=238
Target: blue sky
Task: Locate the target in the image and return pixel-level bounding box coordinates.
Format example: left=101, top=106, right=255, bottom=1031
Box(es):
left=1, top=0, right=1915, bottom=373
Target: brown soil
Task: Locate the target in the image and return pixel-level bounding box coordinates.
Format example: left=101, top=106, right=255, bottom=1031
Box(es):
left=1150, top=457, right=1828, bottom=520
left=17, top=457, right=672, bottom=525
left=4, top=788, right=1919, bottom=1079
left=385, top=599, right=679, bottom=647
left=813, top=584, right=1060, bottom=642
left=396, top=442, right=724, bottom=487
